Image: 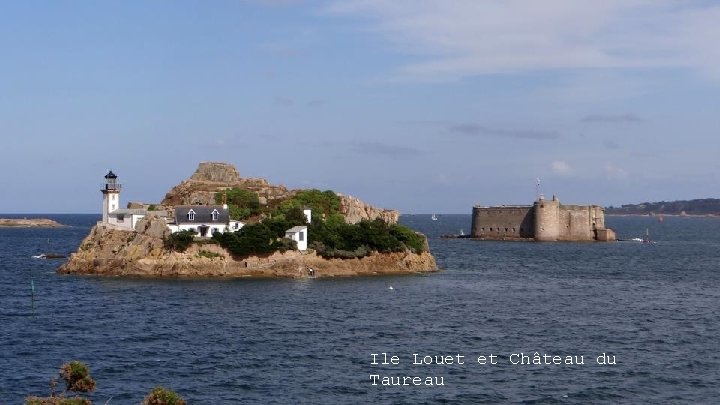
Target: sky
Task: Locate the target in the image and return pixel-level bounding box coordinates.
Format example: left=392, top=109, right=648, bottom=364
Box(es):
left=1, top=0, right=719, bottom=214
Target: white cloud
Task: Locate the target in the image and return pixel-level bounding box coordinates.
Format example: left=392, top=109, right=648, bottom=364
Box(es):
left=325, top=0, right=720, bottom=81
left=603, top=162, right=629, bottom=179
left=551, top=160, right=573, bottom=175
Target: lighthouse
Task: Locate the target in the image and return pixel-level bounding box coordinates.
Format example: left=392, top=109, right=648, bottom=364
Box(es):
left=101, top=170, right=121, bottom=223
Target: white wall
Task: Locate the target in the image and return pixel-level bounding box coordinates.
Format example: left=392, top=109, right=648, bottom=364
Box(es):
left=285, top=227, right=308, bottom=251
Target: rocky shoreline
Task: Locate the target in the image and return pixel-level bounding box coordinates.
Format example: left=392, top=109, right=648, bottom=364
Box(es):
left=58, top=216, right=438, bottom=279
left=0, top=218, right=66, bottom=228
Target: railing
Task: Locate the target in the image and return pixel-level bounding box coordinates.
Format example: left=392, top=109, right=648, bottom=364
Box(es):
left=102, top=184, right=122, bottom=190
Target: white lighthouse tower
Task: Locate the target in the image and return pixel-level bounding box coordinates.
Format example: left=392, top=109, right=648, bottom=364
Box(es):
left=101, top=170, right=121, bottom=223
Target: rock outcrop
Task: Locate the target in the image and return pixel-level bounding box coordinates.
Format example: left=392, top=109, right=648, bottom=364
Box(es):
left=0, top=218, right=66, bottom=227
left=338, top=194, right=400, bottom=224
left=59, top=216, right=437, bottom=278
left=161, top=162, right=399, bottom=223
left=161, top=161, right=292, bottom=207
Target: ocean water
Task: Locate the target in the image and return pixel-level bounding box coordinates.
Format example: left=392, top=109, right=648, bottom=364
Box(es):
left=1, top=214, right=719, bottom=404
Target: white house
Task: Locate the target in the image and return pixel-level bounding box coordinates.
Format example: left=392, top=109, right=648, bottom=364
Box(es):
left=285, top=225, right=308, bottom=251
left=169, top=205, right=244, bottom=237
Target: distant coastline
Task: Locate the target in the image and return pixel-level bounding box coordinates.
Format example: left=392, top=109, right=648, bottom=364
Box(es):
left=0, top=218, right=66, bottom=228
left=606, top=198, right=720, bottom=216
left=606, top=213, right=720, bottom=218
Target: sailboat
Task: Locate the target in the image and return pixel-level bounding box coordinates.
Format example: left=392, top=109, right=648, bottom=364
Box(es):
left=431, top=214, right=438, bottom=221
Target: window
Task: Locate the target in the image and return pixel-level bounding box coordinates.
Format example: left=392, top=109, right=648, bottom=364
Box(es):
left=211, top=209, right=219, bottom=221
left=188, top=209, right=196, bottom=221
left=117, top=214, right=124, bottom=223
left=299, top=231, right=304, bottom=242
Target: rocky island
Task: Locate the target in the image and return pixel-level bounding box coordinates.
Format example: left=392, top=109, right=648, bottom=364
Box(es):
left=0, top=218, right=66, bottom=228
left=59, top=162, right=437, bottom=278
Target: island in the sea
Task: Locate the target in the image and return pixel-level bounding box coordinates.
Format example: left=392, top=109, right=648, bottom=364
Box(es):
left=470, top=195, right=616, bottom=241
left=0, top=218, right=66, bottom=228
left=59, top=162, right=437, bottom=278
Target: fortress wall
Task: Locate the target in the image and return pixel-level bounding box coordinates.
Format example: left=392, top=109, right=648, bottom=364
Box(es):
left=592, top=206, right=605, bottom=229
left=471, top=206, right=534, bottom=238
left=559, top=206, right=595, bottom=241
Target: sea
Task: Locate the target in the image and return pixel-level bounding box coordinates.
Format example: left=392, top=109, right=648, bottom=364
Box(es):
left=1, top=214, right=719, bottom=404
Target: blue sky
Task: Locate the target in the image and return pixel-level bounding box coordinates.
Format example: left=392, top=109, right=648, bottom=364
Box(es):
left=1, top=0, right=719, bottom=214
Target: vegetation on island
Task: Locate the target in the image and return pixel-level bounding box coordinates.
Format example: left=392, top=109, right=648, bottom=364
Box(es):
left=142, top=387, right=187, bottom=405
left=26, top=360, right=94, bottom=405
left=214, top=188, right=261, bottom=220
left=25, top=361, right=185, bottom=405
left=164, top=230, right=196, bottom=253
left=606, top=198, right=720, bottom=216
left=205, top=188, right=427, bottom=259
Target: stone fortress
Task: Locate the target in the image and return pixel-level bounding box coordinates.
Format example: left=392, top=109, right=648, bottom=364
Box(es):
left=471, top=195, right=616, bottom=241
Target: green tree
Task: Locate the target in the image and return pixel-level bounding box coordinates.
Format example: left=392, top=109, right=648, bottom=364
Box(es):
left=215, top=188, right=261, bottom=219
left=279, top=189, right=341, bottom=218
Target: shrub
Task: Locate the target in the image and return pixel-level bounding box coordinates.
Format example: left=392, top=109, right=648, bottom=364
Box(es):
left=142, top=386, right=186, bottom=405
left=309, top=219, right=426, bottom=258
left=25, top=361, right=95, bottom=405
left=197, top=249, right=221, bottom=258
left=390, top=224, right=426, bottom=253
left=164, top=230, right=196, bottom=252
left=59, top=362, right=95, bottom=394
left=213, top=223, right=276, bottom=258
left=272, top=237, right=297, bottom=253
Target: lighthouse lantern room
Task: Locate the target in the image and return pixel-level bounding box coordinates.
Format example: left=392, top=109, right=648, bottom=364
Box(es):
left=101, top=170, right=122, bottom=223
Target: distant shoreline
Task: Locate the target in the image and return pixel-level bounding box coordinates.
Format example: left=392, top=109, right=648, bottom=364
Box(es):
left=0, top=218, right=67, bottom=228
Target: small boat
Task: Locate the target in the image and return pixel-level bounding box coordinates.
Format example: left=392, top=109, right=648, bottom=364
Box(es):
left=32, top=253, right=66, bottom=259
left=459, top=229, right=464, bottom=236
left=630, top=238, right=643, bottom=242
left=431, top=214, right=438, bottom=221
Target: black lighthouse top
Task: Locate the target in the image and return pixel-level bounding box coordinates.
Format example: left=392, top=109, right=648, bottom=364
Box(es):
left=103, top=170, right=121, bottom=191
